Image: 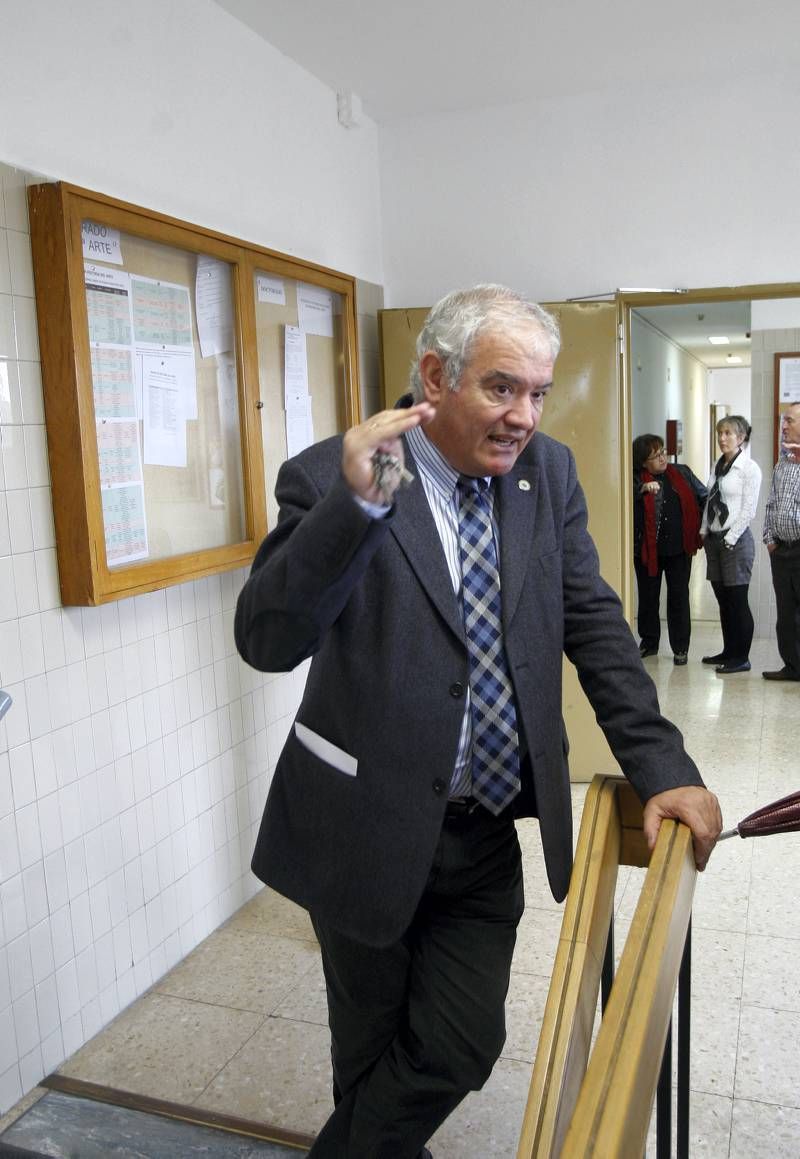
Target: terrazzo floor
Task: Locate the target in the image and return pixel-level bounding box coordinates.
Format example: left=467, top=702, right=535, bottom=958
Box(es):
left=2, top=620, right=800, bottom=1157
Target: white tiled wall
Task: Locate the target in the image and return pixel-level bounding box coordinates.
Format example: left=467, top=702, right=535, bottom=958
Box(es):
left=0, top=164, right=311, bottom=1115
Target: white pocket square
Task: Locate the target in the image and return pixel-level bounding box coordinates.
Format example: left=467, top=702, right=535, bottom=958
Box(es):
left=295, top=722, right=358, bottom=777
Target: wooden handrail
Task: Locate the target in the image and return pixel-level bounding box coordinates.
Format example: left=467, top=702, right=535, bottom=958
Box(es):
left=517, top=774, right=696, bottom=1158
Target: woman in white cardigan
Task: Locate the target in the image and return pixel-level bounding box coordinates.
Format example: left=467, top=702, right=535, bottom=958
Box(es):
left=700, top=416, right=762, bottom=673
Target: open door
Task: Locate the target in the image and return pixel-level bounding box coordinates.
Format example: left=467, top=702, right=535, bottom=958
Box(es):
left=540, top=300, right=624, bottom=780
left=378, top=301, right=626, bottom=781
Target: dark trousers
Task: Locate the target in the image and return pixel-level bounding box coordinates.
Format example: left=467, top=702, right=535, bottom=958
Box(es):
left=770, top=541, right=800, bottom=675
left=710, top=581, right=754, bottom=663
left=309, top=810, right=524, bottom=1158
left=634, top=553, right=692, bottom=654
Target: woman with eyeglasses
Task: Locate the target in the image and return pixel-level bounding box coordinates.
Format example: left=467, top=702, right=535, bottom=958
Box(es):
left=699, top=416, right=761, bottom=673
left=633, top=435, right=707, bottom=665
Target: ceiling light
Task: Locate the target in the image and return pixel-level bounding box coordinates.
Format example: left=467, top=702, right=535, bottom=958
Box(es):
left=708, top=336, right=730, bottom=345
left=726, top=354, right=743, bottom=364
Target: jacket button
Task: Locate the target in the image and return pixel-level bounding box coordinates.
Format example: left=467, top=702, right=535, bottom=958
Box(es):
left=449, top=682, right=464, bottom=698
left=432, top=778, right=447, bottom=795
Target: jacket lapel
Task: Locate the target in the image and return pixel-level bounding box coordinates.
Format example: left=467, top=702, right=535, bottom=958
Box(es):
left=388, top=443, right=464, bottom=641
left=496, top=458, right=540, bottom=627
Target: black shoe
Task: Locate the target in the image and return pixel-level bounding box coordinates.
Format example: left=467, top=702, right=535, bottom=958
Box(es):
left=639, top=643, right=658, bottom=658
left=673, top=653, right=688, bottom=666
left=762, top=667, right=800, bottom=681
left=702, top=652, right=727, bottom=665
left=716, top=660, right=751, bottom=674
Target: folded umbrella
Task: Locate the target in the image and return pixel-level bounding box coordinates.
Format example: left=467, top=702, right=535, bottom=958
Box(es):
left=718, top=789, right=800, bottom=840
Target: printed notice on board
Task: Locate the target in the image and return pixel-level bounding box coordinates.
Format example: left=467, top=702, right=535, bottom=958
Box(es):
left=779, top=356, right=800, bottom=403
left=284, top=325, right=309, bottom=400
left=102, top=483, right=148, bottom=566
left=142, top=354, right=187, bottom=468
left=85, top=265, right=132, bottom=346
left=96, top=419, right=143, bottom=488
left=285, top=390, right=314, bottom=458
left=257, top=274, right=286, bottom=305
left=195, top=255, right=233, bottom=358
left=82, top=221, right=123, bottom=265
left=130, top=274, right=197, bottom=420
left=131, top=275, right=193, bottom=347
left=91, top=346, right=137, bottom=419
left=297, top=282, right=334, bottom=338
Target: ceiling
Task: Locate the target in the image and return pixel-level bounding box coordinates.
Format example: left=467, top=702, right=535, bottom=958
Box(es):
left=214, top=0, right=779, bottom=373
left=214, top=0, right=792, bottom=124
left=634, top=301, right=752, bottom=369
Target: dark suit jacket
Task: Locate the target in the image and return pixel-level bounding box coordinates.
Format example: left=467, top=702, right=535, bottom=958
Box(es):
left=235, top=430, right=704, bottom=947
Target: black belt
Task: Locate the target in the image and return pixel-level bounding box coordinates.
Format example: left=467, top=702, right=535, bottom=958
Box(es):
left=444, top=796, right=482, bottom=819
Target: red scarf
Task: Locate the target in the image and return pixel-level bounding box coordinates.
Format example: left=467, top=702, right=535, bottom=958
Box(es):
left=640, top=464, right=701, bottom=577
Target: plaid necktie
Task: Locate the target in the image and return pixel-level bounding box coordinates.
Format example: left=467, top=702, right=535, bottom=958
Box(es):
left=457, top=476, right=521, bottom=814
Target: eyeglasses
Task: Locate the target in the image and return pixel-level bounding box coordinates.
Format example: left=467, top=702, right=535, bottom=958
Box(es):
left=645, top=450, right=668, bottom=462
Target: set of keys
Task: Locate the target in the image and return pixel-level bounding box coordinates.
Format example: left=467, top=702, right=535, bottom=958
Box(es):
left=371, top=450, right=415, bottom=505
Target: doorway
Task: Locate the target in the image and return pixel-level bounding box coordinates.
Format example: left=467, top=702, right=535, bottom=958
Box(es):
left=621, top=284, right=800, bottom=641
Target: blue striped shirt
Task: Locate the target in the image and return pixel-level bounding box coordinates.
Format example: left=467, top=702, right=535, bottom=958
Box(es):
left=405, top=425, right=500, bottom=797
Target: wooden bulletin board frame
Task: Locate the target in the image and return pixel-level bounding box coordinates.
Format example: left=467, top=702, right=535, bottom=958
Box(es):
left=774, top=352, right=800, bottom=465
left=28, top=182, right=361, bottom=605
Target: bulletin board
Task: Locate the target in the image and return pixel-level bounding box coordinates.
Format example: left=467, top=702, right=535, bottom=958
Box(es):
left=774, top=352, right=800, bottom=464
left=28, top=182, right=361, bottom=605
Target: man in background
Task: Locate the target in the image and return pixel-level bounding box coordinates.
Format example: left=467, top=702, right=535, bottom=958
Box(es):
left=763, top=401, right=800, bottom=681
left=235, top=284, right=721, bottom=1158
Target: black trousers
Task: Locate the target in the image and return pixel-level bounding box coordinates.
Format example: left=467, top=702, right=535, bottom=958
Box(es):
left=710, top=581, right=754, bottom=663
left=309, top=809, right=524, bottom=1158
left=770, top=541, right=800, bottom=675
left=634, top=553, right=692, bottom=654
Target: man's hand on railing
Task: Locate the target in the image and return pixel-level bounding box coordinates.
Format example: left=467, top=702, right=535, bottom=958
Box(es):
left=642, top=786, right=723, bottom=871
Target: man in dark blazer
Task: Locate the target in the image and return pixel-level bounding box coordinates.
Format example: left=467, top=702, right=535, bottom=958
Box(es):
left=235, top=284, right=721, bottom=1158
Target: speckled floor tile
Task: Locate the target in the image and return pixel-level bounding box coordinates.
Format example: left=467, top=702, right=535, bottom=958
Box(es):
left=746, top=870, right=800, bottom=940
left=224, top=886, right=316, bottom=942
left=502, top=969, right=552, bottom=1064
left=742, top=934, right=800, bottom=1012
left=735, top=1005, right=800, bottom=1108
left=691, top=864, right=753, bottom=934
left=428, top=1056, right=530, bottom=1158
left=518, top=857, right=566, bottom=912
left=688, top=991, right=741, bottom=1099
left=759, top=686, right=800, bottom=723
left=679, top=1089, right=733, bottom=1156
left=755, top=764, right=800, bottom=800
left=681, top=739, right=760, bottom=793
left=644, top=1089, right=732, bottom=1157
left=271, top=954, right=329, bottom=1026
left=614, top=865, right=647, bottom=924
left=155, top=927, right=319, bottom=1013
left=751, top=830, right=800, bottom=875
left=729, top=1096, right=800, bottom=1158
left=58, top=992, right=263, bottom=1104
left=690, top=926, right=746, bottom=1000
left=511, top=906, right=562, bottom=975
left=196, top=1016, right=333, bottom=1136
